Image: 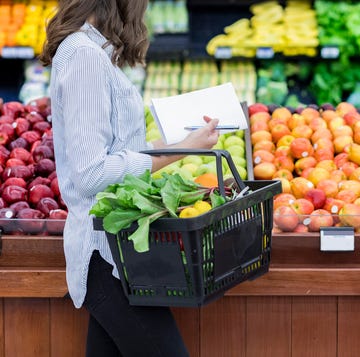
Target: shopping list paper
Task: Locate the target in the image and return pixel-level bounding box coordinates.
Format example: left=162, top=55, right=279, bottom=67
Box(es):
left=150, top=82, right=248, bottom=145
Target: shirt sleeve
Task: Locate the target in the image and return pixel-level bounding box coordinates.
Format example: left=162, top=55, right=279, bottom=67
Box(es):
left=59, top=46, right=152, bottom=197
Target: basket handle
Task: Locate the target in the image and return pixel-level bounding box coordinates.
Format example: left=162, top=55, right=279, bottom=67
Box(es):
left=141, top=148, right=247, bottom=198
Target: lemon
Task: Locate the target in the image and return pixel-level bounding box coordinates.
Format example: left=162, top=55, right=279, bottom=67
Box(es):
left=193, top=200, right=212, bottom=214
left=179, top=207, right=200, bottom=218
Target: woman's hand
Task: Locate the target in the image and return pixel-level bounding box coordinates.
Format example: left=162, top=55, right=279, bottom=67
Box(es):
left=178, top=116, right=220, bottom=150
left=150, top=116, right=220, bottom=172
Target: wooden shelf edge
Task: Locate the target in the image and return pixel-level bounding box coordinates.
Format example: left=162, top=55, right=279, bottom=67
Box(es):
left=226, top=267, right=360, bottom=296
left=0, top=269, right=67, bottom=297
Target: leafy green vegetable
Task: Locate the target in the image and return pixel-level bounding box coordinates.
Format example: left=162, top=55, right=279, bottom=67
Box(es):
left=90, top=170, right=229, bottom=253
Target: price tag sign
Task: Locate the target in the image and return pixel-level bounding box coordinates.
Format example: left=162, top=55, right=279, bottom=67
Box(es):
left=1, top=46, right=34, bottom=59
left=256, top=47, right=274, bottom=59
left=214, top=46, right=232, bottom=59
left=320, top=227, right=354, bottom=252
left=320, top=46, right=340, bottom=59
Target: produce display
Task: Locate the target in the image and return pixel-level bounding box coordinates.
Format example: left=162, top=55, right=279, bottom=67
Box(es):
left=144, top=105, right=249, bottom=182
left=0, top=0, right=57, bottom=54
left=0, top=97, right=67, bottom=234
left=248, top=101, right=360, bottom=232
left=206, top=0, right=319, bottom=58
left=143, top=60, right=256, bottom=107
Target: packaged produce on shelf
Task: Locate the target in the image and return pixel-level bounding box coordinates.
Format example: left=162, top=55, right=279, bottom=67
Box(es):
left=219, top=61, right=256, bottom=104
left=143, top=60, right=182, bottom=105
left=206, top=0, right=319, bottom=58
left=248, top=100, right=360, bottom=233
left=181, top=60, right=218, bottom=93
left=19, top=59, right=51, bottom=104
left=147, top=0, right=188, bottom=35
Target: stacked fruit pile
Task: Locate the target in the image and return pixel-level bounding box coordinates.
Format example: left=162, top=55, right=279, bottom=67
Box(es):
left=0, top=97, right=67, bottom=234
left=206, top=0, right=319, bottom=58
left=0, top=0, right=56, bottom=54
left=145, top=106, right=249, bottom=182
left=249, top=101, right=360, bottom=232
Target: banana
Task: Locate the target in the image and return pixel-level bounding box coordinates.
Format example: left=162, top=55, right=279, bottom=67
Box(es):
left=250, top=1, right=280, bottom=15
left=224, top=18, right=250, bottom=34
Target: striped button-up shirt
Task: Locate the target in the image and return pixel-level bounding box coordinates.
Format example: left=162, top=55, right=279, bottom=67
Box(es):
left=50, top=22, right=153, bottom=308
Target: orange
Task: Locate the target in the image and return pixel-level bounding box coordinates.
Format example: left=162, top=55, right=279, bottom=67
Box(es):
left=194, top=173, right=218, bottom=188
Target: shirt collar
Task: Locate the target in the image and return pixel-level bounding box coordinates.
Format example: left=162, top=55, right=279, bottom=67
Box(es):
left=80, top=22, right=114, bottom=59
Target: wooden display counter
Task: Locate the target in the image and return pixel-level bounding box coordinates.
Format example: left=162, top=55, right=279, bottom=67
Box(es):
left=0, top=233, right=359, bottom=356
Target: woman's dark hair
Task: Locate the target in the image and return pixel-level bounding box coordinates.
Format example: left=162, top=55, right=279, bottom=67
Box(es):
left=39, top=0, right=149, bottom=68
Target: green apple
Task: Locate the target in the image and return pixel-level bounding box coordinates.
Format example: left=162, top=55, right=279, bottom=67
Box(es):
left=231, top=156, right=247, bottom=168
left=226, top=145, right=245, bottom=158
left=223, top=135, right=245, bottom=149
left=236, top=166, right=247, bottom=180
left=180, top=163, right=198, bottom=176
left=146, top=121, right=158, bottom=131
left=201, top=155, right=216, bottom=164
left=195, top=162, right=217, bottom=176
left=235, top=130, right=245, bottom=139
left=224, top=165, right=247, bottom=180
left=174, top=167, right=194, bottom=181
left=212, top=141, right=224, bottom=150
left=162, top=161, right=182, bottom=174
left=182, top=155, right=203, bottom=166
left=146, top=127, right=161, bottom=141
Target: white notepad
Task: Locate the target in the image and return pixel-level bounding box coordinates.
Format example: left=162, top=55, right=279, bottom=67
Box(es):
left=150, top=82, right=248, bottom=144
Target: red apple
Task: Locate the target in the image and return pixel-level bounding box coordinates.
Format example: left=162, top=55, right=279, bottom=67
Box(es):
left=2, top=165, right=33, bottom=181
left=37, top=197, right=59, bottom=215
left=304, top=188, right=327, bottom=209
left=339, top=203, right=360, bottom=228
left=46, top=209, right=68, bottom=235
left=50, top=177, right=60, bottom=196
left=6, top=158, right=25, bottom=167
left=248, top=103, right=269, bottom=116
left=274, top=193, right=296, bottom=210
left=2, top=185, right=28, bottom=204
left=16, top=208, right=45, bottom=234
left=28, top=176, right=51, bottom=189
left=28, top=184, right=54, bottom=205
left=9, top=201, right=30, bottom=214
left=13, top=117, right=30, bottom=136
left=290, top=198, right=314, bottom=218
left=20, top=130, right=41, bottom=145
left=2, top=177, right=27, bottom=189
left=10, top=147, right=31, bottom=163
left=273, top=205, right=299, bottom=232
left=307, top=209, right=334, bottom=232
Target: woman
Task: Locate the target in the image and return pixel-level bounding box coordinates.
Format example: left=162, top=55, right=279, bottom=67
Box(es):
left=39, top=1, right=219, bottom=356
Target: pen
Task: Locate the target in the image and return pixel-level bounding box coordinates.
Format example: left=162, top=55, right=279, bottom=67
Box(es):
left=184, top=125, right=240, bottom=131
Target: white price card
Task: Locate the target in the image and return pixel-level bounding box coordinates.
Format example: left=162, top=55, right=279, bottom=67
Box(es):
left=256, top=47, right=274, bottom=59
left=1, top=46, right=34, bottom=59
left=320, top=46, right=340, bottom=59
left=215, top=46, right=232, bottom=59
left=320, top=227, right=354, bottom=252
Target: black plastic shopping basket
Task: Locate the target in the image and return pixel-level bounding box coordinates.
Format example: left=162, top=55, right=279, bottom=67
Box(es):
left=93, top=149, right=281, bottom=307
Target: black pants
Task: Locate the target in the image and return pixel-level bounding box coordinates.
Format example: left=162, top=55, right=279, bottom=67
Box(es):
left=83, top=250, right=189, bottom=357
